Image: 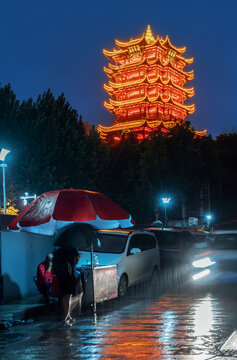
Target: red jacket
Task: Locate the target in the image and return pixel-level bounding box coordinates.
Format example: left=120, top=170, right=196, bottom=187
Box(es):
left=37, top=261, right=54, bottom=290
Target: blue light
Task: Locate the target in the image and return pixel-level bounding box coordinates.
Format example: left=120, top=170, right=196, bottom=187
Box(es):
left=161, top=197, right=171, bottom=204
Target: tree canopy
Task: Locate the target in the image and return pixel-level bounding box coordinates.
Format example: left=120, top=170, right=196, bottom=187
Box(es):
left=0, top=84, right=236, bottom=224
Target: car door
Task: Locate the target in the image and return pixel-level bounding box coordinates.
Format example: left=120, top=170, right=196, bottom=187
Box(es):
left=137, top=233, right=158, bottom=280
left=124, top=234, right=144, bottom=285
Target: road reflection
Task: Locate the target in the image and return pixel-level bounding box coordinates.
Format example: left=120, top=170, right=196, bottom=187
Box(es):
left=159, top=310, right=178, bottom=354
left=98, top=292, right=223, bottom=359
left=1, top=275, right=237, bottom=360
left=193, top=294, right=214, bottom=337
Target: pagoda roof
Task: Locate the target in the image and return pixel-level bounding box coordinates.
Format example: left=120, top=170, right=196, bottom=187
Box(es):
left=103, top=25, right=191, bottom=62
left=103, top=47, right=128, bottom=59
left=160, top=35, right=186, bottom=54
left=114, top=25, right=157, bottom=49
left=104, top=66, right=114, bottom=77
left=104, top=96, right=195, bottom=115
left=106, top=76, right=195, bottom=97
left=97, top=119, right=207, bottom=138
left=113, top=26, right=186, bottom=54
left=115, top=33, right=146, bottom=48
left=103, top=44, right=193, bottom=66
left=107, top=57, right=194, bottom=80
left=98, top=119, right=164, bottom=133
left=194, top=129, right=207, bottom=136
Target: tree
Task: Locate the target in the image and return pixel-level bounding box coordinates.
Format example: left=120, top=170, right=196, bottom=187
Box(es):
left=215, top=132, right=237, bottom=220
left=0, top=86, right=86, bottom=204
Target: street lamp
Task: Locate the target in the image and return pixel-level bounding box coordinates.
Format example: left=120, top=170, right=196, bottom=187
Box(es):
left=20, top=192, right=37, bottom=206
left=205, top=214, right=212, bottom=230
left=0, top=148, right=11, bottom=215
left=161, top=197, right=171, bottom=228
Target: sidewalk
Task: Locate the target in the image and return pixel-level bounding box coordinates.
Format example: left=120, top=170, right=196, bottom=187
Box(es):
left=0, top=295, right=57, bottom=325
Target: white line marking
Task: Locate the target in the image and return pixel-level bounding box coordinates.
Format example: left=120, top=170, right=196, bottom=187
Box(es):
left=221, top=331, right=237, bottom=351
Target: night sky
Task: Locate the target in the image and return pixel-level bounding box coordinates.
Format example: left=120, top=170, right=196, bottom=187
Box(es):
left=1, top=0, right=236, bottom=138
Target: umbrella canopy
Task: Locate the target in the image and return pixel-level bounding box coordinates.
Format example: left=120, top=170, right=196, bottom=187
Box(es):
left=8, top=198, right=37, bottom=231
left=8, top=189, right=133, bottom=235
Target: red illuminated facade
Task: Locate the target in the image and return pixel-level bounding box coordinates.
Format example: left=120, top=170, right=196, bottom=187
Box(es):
left=98, top=25, right=206, bottom=142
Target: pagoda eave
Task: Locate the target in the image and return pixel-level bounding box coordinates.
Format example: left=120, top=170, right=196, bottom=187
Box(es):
left=175, top=55, right=194, bottom=65
left=160, top=35, right=186, bottom=54
left=103, top=47, right=128, bottom=60
left=108, top=95, right=195, bottom=113
left=98, top=120, right=207, bottom=143
left=97, top=119, right=179, bottom=135
left=194, top=129, right=207, bottom=136
left=115, top=34, right=146, bottom=48
left=104, top=66, right=114, bottom=76
left=107, top=78, right=195, bottom=96
left=107, top=58, right=194, bottom=79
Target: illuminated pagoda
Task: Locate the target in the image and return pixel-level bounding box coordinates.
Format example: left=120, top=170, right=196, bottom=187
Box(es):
left=98, top=25, right=206, bottom=142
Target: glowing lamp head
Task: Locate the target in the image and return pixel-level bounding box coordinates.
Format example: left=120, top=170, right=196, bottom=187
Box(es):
left=0, top=148, right=10, bottom=162
left=206, top=215, right=212, bottom=220
left=161, top=197, right=171, bottom=204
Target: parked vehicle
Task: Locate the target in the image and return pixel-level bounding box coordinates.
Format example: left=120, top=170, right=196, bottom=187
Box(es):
left=207, top=230, right=237, bottom=275
left=145, top=228, right=215, bottom=281
left=77, top=229, right=160, bottom=297
left=145, top=228, right=196, bottom=265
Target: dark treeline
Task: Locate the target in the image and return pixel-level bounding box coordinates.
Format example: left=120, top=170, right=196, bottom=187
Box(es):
left=0, top=84, right=236, bottom=224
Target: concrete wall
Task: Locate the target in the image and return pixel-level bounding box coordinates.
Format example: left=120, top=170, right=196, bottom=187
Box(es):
left=1, top=231, right=55, bottom=302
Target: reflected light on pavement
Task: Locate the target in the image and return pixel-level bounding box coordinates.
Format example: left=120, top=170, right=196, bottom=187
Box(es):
left=159, top=311, right=178, bottom=353
left=193, top=295, right=214, bottom=337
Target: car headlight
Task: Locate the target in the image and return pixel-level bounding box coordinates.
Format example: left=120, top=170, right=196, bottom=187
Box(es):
left=192, top=269, right=210, bottom=280
left=192, top=257, right=215, bottom=268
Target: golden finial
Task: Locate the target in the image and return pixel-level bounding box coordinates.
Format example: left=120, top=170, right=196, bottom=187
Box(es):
left=145, top=24, right=155, bottom=44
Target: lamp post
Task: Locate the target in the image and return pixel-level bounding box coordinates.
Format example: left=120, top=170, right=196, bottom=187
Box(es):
left=0, top=148, right=11, bottom=214
left=20, top=192, right=37, bottom=206
left=206, top=214, right=212, bottom=230
left=161, top=197, right=171, bottom=228
left=0, top=148, right=10, bottom=304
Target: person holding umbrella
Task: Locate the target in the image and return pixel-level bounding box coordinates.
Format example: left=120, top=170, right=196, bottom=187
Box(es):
left=54, top=224, right=98, bottom=321
left=54, top=247, right=85, bottom=325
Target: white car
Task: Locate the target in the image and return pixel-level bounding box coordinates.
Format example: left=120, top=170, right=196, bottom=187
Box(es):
left=78, top=229, right=160, bottom=297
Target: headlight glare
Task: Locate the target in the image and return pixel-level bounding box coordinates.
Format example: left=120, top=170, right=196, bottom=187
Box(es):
left=193, top=269, right=210, bottom=280
left=192, top=257, right=215, bottom=268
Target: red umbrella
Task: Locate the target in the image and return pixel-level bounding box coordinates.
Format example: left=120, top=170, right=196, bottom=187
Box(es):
left=8, top=198, right=37, bottom=231
left=8, top=189, right=133, bottom=235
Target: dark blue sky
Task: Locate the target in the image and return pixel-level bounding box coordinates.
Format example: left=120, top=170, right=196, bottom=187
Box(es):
left=1, top=0, right=236, bottom=137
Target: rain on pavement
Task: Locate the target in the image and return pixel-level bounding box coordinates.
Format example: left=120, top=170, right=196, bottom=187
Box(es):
left=1, top=267, right=237, bottom=360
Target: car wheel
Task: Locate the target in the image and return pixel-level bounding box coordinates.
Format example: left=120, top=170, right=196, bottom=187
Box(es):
left=118, top=274, right=128, bottom=297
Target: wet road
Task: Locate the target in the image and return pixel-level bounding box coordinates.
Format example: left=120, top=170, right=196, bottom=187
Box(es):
left=1, top=268, right=237, bottom=360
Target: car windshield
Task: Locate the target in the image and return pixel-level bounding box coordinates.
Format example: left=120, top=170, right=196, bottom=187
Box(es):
left=210, top=234, right=237, bottom=250
left=77, top=234, right=128, bottom=254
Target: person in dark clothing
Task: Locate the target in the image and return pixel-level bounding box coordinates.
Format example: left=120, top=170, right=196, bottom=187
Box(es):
left=37, top=254, right=54, bottom=303
left=53, top=248, right=85, bottom=325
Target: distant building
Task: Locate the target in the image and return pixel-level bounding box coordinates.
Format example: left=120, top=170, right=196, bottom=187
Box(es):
left=98, top=25, right=206, bottom=142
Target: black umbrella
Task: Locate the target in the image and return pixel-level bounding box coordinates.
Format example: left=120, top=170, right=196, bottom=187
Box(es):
left=54, top=223, right=97, bottom=249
